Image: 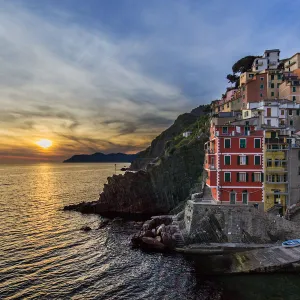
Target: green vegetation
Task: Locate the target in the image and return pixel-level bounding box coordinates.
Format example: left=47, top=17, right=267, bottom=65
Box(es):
left=226, top=55, right=258, bottom=88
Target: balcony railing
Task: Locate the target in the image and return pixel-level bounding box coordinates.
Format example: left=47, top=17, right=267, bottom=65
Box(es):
left=208, top=164, right=216, bottom=170
left=266, top=167, right=288, bottom=173
left=265, top=181, right=288, bottom=184
left=205, top=149, right=215, bottom=154
left=266, top=191, right=288, bottom=196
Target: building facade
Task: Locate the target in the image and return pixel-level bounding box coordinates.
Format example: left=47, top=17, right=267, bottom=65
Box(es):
left=284, top=53, right=300, bottom=72
left=252, top=49, right=280, bottom=72
left=204, top=121, right=264, bottom=207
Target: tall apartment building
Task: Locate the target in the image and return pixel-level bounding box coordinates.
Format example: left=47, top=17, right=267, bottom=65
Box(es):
left=204, top=117, right=264, bottom=208
left=252, top=49, right=280, bottom=72
left=279, top=73, right=300, bottom=103
left=284, top=53, right=300, bottom=72
left=240, top=73, right=268, bottom=108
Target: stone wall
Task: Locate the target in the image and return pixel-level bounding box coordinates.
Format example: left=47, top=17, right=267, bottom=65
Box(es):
left=184, top=201, right=300, bottom=244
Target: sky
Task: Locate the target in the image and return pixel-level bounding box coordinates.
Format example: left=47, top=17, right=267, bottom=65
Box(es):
left=1, top=0, right=300, bottom=163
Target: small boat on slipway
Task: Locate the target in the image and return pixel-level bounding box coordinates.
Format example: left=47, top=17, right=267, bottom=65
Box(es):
left=282, top=239, right=300, bottom=247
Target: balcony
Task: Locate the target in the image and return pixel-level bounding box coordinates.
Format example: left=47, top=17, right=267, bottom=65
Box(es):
left=265, top=181, right=288, bottom=184
left=205, top=149, right=215, bottom=154
left=266, top=191, right=288, bottom=196
left=266, top=167, right=287, bottom=173
left=208, top=164, right=216, bottom=170
left=266, top=147, right=289, bottom=152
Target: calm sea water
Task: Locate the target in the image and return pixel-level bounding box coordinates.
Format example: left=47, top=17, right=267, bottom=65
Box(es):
left=1, top=163, right=300, bottom=300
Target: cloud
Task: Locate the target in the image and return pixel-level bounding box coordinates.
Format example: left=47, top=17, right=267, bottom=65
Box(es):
left=1, top=0, right=300, bottom=162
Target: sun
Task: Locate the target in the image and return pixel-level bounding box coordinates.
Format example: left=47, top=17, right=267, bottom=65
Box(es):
left=36, top=139, right=53, bottom=149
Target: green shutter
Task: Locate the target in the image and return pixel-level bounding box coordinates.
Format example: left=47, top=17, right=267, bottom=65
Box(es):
left=246, top=156, right=249, bottom=165
left=225, top=139, right=230, bottom=148
left=261, top=173, right=264, bottom=182
left=237, top=156, right=240, bottom=165
left=255, top=139, right=261, bottom=148
left=255, top=156, right=260, bottom=165
left=252, top=173, right=254, bottom=182
left=236, top=173, right=239, bottom=182
left=240, top=139, right=246, bottom=148
left=225, top=173, right=230, bottom=182
left=246, top=173, right=249, bottom=182
left=225, top=156, right=230, bottom=165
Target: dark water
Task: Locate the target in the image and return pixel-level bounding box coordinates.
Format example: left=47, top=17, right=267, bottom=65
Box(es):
left=1, top=163, right=300, bottom=300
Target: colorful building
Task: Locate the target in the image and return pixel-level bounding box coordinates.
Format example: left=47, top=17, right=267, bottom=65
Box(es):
left=284, top=53, right=300, bottom=72
left=279, top=73, right=300, bottom=103
left=204, top=117, right=264, bottom=208
left=252, top=49, right=280, bottom=72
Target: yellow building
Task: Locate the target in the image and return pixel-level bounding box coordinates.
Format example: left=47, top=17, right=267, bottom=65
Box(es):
left=264, top=129, right=288, bottom=212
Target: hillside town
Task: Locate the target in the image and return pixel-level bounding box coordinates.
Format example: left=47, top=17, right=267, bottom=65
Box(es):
left=204, top=49, right=300, bottom=215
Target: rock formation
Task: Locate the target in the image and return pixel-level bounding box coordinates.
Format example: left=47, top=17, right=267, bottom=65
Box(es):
left=64, top=108, right=210, bottom=219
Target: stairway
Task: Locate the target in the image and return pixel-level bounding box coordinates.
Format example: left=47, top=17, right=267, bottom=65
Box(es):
left=173, top=232, right=185, bottom=248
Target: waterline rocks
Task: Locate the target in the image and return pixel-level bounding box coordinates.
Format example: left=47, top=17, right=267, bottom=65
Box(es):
left=131, top=215, right=185, bottom=252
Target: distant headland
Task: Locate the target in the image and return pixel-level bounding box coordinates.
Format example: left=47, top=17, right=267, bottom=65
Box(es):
left=63, top=152, right=137, bottom=163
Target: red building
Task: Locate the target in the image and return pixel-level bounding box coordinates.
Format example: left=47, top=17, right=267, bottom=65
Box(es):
left=204, top=120, right=264, bottom=206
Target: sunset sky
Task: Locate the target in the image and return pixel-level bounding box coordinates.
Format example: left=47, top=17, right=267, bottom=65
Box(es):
left=1, top=0, right=300, bottom=163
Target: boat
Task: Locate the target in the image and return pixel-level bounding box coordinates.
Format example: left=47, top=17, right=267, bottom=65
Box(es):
left=282, top=239, right=300, bottom=247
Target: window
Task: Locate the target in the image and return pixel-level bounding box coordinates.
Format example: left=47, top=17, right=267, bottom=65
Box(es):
left=224, top=172, right=231, bottom=182
left=297, top=110, right=300, bottom=116
left=267, top=120, right=271, bottom=126
left=281, top=110, right=284, bottom=116
left=274, top=159, right=280, bottom=167
left=267, top=159, right=272, bottom=167
left=256, top=66, right=258, bottom=70
left=290, top=120, right=294, bottom=126
left=293, top=96, right=296, bottom=101
left=254, top=138, right=261, bottom=148
left=238, top=155, right=248, bottom=165
left=224, top=138, right=231, bottom=148
left=242, top=191, right=248, bottom=204
left=243, top=94, right=245, bottom=99
left=260, top=84, right=264, bottom=89
left=277, top=83, right=280, bottom=88
left=271, top=83, right=274, bottom=88
left=289, top=109, right=293, bottom=116
left=271, top=75, right=274, bottom=80
left=260, top=93, right=263, bottom=97
left=254, top=156, right=260, bottom=165
left=293, top=86, right=297, bottom=93
left=253, top=172, right=261, bottom=182
left=242, top=86, right=245, bottom=91
left=271, top=92, right=274, bottom=97
left=260, top=77, right=264, bottom=81
left=267, top=107, right=271, bottom=116
left=280, top=120, right=285, bottom=125
left=227, top=103, right=229, bottom=108
left=298, top=166, right=300, bottom=175
left=237, top=172, right=247, bottom=182
left=239, top=138, right=246, bottom=148
left=222, top=126, right=228, bottom=134
left=249, top=74, right=253, bottom=78
left=278, top=74, right=281, bottom=80
left=224, top=155, right=231, bottom=165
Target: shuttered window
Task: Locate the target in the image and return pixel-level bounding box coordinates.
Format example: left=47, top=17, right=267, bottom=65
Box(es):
left=224, top=172, right=231, bottom=182
left=240, top=139, right=246, bottom=148
left=237, top=172, right=248, bottom=182
left=224, top=139, right=231, bottom=148
left=254, top=139, right=261, bottom=148
left=254, top=156, right=260, bottom=165
left=224, top=156, right=231, bottom=165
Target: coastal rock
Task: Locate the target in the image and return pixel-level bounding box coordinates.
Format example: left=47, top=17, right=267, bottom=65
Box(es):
left=81, top=226, right=92, bottom=232
left=141, top=237, right=165, bottom=251
left=98, top=218, right=110, bottom=229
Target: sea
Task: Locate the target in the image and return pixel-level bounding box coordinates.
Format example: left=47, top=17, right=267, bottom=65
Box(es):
left=1, top=163, right=300, bottom=300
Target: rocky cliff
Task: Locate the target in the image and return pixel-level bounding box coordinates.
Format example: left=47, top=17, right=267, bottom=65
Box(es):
left=64, top=105, right=210, bottom=218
